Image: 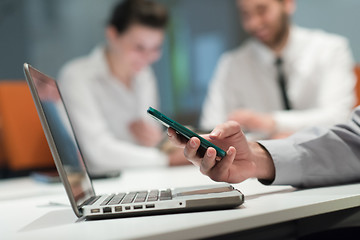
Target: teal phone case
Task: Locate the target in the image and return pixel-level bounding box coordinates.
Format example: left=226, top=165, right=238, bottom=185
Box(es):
left=147, top=107, right=226, bottom=158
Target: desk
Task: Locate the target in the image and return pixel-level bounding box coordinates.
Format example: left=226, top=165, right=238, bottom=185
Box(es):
left=1, top=165, right=360, bottom=239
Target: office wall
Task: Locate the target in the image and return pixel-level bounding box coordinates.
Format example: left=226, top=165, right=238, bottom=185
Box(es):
left=0, top=0, right=119, bottom=79
left=293, top=0, right=360, bottom=62
left=23, top=0, right=121, bottom=78
left=0, top=0, right=359, bottom=125
left=154, top=0, right=242, bottom=119
left=0, top=0, right=27, bottom=79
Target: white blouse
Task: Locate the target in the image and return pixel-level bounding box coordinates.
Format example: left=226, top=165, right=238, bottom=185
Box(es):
left=58, top=46, right=167, bottom=175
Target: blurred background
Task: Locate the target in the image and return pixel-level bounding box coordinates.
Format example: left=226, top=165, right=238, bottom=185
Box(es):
left=1, top=0, right=360, bottom=125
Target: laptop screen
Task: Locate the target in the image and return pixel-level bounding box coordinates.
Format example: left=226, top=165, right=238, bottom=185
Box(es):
left=26, top=65, right=94, bottom=207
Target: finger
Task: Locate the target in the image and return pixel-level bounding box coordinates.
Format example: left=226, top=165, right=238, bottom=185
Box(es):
left=199, top=147, right=217, bottom=175
left=167, top=128, right=187, bottom=146
left=208, top=146, right=236, bottom=182
left=210, top=121, right=243, bottom=140
left=183, top=137, right=202, bottom=166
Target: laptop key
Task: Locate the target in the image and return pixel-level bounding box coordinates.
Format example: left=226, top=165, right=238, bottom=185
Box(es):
left=147, top=190, right=159, bottom=202
left=100, top=194, right=115, bottom=206
left=108, top=193, right=126, bottom=205
left=148, top=190, right=159, bottom=197
left=121, top=192, right=137, bottom=204
left=159, top=189, right=172, bottom=201
left=134, top=191, right=148, bottom=203
left=146, top=197, right=158, bottom=202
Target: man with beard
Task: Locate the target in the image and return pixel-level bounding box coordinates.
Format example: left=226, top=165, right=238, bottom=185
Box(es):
left=200, top=0, right=356, bottom=139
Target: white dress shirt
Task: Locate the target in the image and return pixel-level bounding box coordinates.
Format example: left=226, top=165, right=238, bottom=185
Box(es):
left=259, top=107, right=360, bottom=188
left=200, top=26, right=356, bottom=133
left=58, top=46, right=167, bottom=175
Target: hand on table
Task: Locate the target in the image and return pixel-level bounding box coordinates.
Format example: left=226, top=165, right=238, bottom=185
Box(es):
left=167, top=147, right=191, bottom=166
left=228, top=109, right=276, bottom=134
left=129, top=119, right=163, bottom=147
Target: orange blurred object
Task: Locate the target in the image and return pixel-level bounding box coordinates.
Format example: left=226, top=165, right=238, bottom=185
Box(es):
left=355, top=65, right=360, bottom=107
left=0, top=81, right=54, bottom=171
left=0, top=126, right=5, bottom=168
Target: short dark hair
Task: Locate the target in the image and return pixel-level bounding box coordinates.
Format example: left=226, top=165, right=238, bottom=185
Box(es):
left=108, top=0, right=168, bottom=34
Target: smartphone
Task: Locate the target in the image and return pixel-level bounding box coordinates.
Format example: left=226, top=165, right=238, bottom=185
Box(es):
left=147, top=107, right=226, bottom=158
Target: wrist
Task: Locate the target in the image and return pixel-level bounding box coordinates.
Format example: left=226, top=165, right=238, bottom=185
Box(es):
left=249, top=142, right=275, bottom=182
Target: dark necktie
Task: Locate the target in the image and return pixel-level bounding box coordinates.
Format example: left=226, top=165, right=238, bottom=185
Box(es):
left=275, top=57, right=291, bottom=110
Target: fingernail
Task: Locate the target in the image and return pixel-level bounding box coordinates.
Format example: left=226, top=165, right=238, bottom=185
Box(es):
left=227, top=147, right=234, bottom=155
left=207, top=150, right=214, bottom=157
left=190, top=139, right=197, bottom=148
left=210, top=130, right=220, bottom=137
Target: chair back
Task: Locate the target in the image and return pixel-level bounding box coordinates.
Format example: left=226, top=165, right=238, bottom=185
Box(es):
left=355, top=65, right=360, bottom=107
left=0, top=81, right=54, bottom=171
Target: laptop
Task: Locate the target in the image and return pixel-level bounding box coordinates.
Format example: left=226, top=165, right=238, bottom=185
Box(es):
left=23, top=63, right=244, bottom=220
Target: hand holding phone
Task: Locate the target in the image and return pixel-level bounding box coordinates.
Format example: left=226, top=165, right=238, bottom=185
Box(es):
left=147, top=107, right=226, bottom=158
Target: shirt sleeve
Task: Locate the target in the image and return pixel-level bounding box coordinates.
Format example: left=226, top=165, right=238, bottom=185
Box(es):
left=273, top=38, right=356, bottom=132
left=199, top=54, right=231, bottom=130
left=57, top=64, right=168, bottom=176
left=259, top=107, right=360, bottom=188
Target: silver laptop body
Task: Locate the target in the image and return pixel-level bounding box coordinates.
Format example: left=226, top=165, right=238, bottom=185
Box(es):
left=23, top=63, right=244, bottom=220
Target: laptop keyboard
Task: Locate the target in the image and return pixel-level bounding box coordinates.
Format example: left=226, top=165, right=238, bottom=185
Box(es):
left=100, top=189, right=172, bottom=206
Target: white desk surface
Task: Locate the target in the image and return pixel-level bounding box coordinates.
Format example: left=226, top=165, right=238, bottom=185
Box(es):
left=1, top=165, right=360, bottom=240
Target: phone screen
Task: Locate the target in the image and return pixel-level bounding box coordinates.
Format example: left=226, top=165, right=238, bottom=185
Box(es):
left=147, top=107, right=226, bottom=158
